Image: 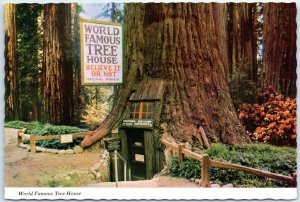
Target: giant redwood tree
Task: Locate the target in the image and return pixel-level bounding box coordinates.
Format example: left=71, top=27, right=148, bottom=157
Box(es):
left=43, top=4, right=73, bottom=124
left=228, top=3, right=258, bottom=81
left=261, top=3, right=296, bottom=97
left=80, top=3, right=251, bottom=148
left=4, top=3, right=18, bottom=121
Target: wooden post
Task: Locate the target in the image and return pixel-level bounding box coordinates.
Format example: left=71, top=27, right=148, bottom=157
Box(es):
left=178, top=143, right=185, bottom=164
left=200, top=154, right=210, bottom=187
left=17, top=131, right=22, bottom=146
left=114, top=150, right=118, bottom=187
left=30, top=135, right=36, bottom=153
left=291, top=173, right=297, bottom=187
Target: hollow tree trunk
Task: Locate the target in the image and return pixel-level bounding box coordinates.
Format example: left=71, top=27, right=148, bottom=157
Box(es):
left=80, top=3, right=250, bottom=148
left=43, top=4, right=73, bottom=124
left=4, top=3, right=18, bottom=121
left=261, top=3, right=296, bottom=97
left=229, top=3, right=258, bottom=81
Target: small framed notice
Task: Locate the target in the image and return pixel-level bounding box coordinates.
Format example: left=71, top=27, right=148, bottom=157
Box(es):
left=135, top=154, right=144, bottom=162
left=60, top=135, right=73, bottom=144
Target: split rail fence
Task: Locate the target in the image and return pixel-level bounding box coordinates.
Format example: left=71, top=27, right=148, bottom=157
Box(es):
left=160, top=138, right=297, bottom=187
left=17, top=128, right=94, bottom=153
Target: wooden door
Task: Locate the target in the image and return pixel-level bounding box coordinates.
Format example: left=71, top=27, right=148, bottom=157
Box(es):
left=128, top=129, right=146, bottom=180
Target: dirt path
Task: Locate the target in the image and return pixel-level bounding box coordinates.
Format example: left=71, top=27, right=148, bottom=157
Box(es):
left=88, top=176, right=200, bottom=187
left=4, top=128, right=214, bottom=188
left=4, top=128, right=101, bottom=187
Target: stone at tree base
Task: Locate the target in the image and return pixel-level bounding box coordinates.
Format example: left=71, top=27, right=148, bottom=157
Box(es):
left=195, top=179, right=200, bottom=183
left=19, top=143, right=27, bottom=149
left=58, top=150, right=66, bottom=154
left=222, top=183, right=234, bottom=188
left=190, top=178, right=195, bottom=182
left=211, top=184, right=221, bottom=188
left=66, top=149, right=74, bottom=154
left=185, top=142, right=192, bottom=150
left=74, top=145, right=83, bottom=153
left=46, top=148, right=59, bottom=154
left=36, top=146, right=46, bottom=152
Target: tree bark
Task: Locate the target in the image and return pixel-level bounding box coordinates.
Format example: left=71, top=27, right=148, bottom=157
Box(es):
left=229, top=3, right=258, bottom=81
left=71, top=3, right=82, bottom=124
left=80, top=3, right=250, bottom=148
left=4, top=3, right=18, bottom=121
left=43, top=4, right=73, bottom=124
left=261, top=3, right=296, bottom=97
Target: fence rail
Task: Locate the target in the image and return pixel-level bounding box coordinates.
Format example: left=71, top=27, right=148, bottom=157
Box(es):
left=160, top=138, right=296, bottom=187
left=17, top=128, right=94, bottom=153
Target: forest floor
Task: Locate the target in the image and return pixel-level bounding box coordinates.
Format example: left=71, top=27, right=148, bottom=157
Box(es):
left=4, top=128, right=215, bottom=188
left=4, top=128, right=101, bottom=187
left=88, top=176, right=200, bottom=187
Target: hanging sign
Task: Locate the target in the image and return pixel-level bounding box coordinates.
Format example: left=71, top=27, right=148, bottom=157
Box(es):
left=80, top=19, right=123, bottom=85
left=121, top=119, right=153, bottom=128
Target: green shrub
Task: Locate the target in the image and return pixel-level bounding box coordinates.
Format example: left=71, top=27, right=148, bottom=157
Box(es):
left=5, top=120, right=39, bottom=130
left=5, top=121, right=89, bottom=150
left=169, top=143, right=296, bottom=187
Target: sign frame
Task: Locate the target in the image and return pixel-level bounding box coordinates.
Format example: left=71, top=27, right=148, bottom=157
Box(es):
left=60, top=134, right=73, bottom=144
left=80, top=18, right=124, bottom=86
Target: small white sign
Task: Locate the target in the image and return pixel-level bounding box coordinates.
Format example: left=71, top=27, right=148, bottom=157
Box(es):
left=60, top=135, right=73, bottom=144
left=135, top=154, right=144, bottom=162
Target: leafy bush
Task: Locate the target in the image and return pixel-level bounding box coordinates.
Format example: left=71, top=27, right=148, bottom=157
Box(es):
left=81, top=87, right=112, bottom=130
left=5, top=121, right=89, bottom=150
left=5, top=120, right=40, bottom=130
left=169, top=143, right=296, bottom=187
left=238, top=90, right=296, bottom=146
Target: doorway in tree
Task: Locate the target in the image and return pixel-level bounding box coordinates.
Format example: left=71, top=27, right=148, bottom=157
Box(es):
left=127, top=129, right=146, bottom=180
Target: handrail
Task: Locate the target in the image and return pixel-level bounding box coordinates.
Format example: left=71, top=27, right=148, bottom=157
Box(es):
left=113, top=150, right=129, bottom=187
left=117, top=152, right=127, bottom=164
left=160, top=138, right=296, bottom=187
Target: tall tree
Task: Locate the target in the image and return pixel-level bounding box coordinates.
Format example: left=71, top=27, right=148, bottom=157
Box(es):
left=43, top=4, right=73, bottom=124
left=16, top=4, right=43, bottom=121
left=261, top=3, right=296, bottom=97
left=4, top=3, right=18, bottom=121
left=71, top=3, right=82, bottom=124
left=228, top=3, right=258, bottom=81
left=80, top=3, right=250, bottom=148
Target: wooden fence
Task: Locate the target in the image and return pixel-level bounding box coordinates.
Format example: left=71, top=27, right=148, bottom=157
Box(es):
left=17, top=128, right=94, bottom=153
left=160, top=138, right=297, bottom=187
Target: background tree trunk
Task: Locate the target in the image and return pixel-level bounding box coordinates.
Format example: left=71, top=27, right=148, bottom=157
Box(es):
left=261, top=3, right=296, bottom=97
left=80, top=3, right=250, bottom=148
left=71, top=3, right=82, bottom=124
left=229, top=3, right=258, bottom=81
left=16, top=4, right=43, bottom=121
left=43, top=4, right=73, bottom=124
left=4, top=3, right=18, bottom=121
